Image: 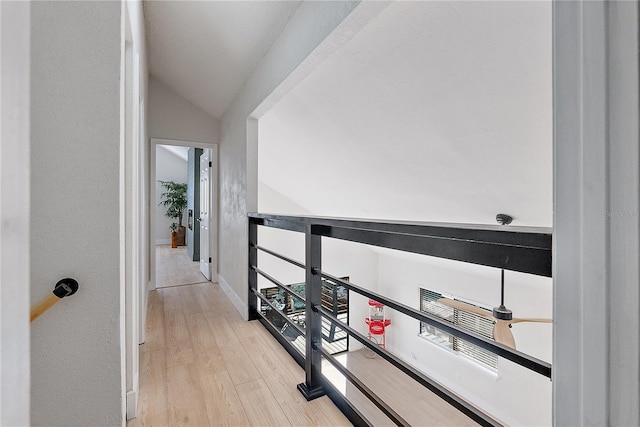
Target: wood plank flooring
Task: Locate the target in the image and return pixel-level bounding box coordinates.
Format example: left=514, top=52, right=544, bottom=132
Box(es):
left=323, top=350, right=482, bottom=426
left=156, top=245, right=207, bottom=288
left=129, top=282, right=350, bottom=427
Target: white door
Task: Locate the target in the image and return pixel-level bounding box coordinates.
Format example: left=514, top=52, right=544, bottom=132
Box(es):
left=199, top=150, right=211, bottom=280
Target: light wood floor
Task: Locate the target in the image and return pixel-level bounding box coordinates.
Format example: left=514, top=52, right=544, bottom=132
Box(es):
left=129, top=282, right=351, bottom=427
left=156, top=245, right=207, bottom=288
left=324, top=351, right=481, bottom=426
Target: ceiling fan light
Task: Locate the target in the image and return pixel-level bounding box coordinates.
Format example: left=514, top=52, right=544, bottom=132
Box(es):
left=493, top=304, right=513, bottom=321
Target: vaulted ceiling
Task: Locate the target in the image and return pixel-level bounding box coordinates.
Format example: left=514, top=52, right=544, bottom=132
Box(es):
left=144, top=1, right=301, bottom=119
left=258, top=1, right=552, bottom=226
left=145, top=1, right=552, bottom=227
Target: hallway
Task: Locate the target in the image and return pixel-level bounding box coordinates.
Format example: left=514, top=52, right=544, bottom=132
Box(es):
left=129, top=283, right=350, bottom=426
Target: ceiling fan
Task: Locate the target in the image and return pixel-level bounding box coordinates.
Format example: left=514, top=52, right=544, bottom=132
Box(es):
left=437, top=269, right=551, bottom=349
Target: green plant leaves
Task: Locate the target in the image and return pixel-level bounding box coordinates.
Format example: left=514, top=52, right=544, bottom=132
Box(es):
left=158, top=180, right=188, bottom=227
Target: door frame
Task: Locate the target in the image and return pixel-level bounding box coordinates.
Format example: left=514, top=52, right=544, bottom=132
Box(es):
left=122, top=6, right=141, bottom=419
left=553, top=1, right=640, bottom=425
left=149, top=138, right=218, bottom=290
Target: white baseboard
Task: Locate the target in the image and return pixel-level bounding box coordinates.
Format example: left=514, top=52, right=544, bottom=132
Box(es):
left=126, top=388, right=137, bottom=420
left=218, top=274, right=247, bottom=320
left=156, top=239, right=171, bottom=245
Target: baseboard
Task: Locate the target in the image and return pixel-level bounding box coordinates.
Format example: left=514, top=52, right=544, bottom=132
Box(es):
left=218, top=274, right=247, bottom=320
left=156, top=239, right=171, bottom=245
left=126, top=388, right=137, bottom=420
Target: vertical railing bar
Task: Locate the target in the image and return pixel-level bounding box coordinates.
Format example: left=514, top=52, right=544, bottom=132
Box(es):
left=297, top=224, right=325, bottom=400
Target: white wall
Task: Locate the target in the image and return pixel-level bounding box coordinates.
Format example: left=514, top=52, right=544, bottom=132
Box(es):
left=1, top=2, right=31, bottom=425
left=377, top=251, right=552, bottom=426
left=257, top=1, right=552, bottom=227
left=30, top=2, right=122, bottom=425
left=219, top=1, right=381, bottom=316
left=155, top=146, right=188, bottom=244
left=149, top=75, right=219, bottom=144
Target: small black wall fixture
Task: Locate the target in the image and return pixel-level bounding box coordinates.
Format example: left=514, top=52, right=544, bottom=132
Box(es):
left=496, top=213, right=513, bottom=226
left=30, top=278, right=79, bottom=322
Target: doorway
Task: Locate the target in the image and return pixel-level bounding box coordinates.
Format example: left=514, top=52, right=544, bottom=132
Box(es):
left=150, top=138, right=218, bottom=290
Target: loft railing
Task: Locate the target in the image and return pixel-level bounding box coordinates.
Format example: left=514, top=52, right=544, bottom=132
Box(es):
left=248, top=213, right=552, bottom=427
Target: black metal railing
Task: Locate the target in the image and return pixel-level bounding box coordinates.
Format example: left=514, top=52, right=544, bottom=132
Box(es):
left=248, top=213, right=552, bottom=427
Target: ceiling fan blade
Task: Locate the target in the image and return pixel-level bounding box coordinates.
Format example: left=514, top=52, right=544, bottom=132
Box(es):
left=437, top=298, right=493, bottom=319
left=493, top=320, right=516, bottom=348
left=511, top=317, right=552, bottom=324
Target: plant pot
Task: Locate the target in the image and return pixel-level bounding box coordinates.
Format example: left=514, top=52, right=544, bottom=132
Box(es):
left=176, top=226, right=186, bottom=246
left=171, top=231, right=178, bottom=248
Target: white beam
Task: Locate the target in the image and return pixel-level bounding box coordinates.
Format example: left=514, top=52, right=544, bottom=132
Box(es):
left=553, top=1, right=640, bottom=425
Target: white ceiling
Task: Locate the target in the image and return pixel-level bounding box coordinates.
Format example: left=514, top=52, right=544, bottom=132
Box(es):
left=144, top=1, right=301, bottom=119
left=158, top=144, right=189, bottom=162
left=258, top=1, right=552, bottom=227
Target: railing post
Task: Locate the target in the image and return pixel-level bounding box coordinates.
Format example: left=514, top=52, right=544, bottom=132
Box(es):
left=248, top=218, right=259, bottom=320
left=297, top=224, right=325, bottom=400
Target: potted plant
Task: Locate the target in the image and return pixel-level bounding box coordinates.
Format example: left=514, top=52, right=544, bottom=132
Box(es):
left=158, top=180, right=188, bottom=247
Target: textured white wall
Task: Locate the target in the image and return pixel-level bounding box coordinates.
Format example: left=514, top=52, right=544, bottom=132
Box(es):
left=30, top=2, right=122, bottom=425
left=156, top=146, right=188, bottom=243
left=219, top=0, right=370, bottom=316
left=149, top=76, right=219, bottom=144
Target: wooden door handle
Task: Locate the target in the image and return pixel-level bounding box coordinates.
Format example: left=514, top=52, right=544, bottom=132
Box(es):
left=30, top=278, right=79, bottom=322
